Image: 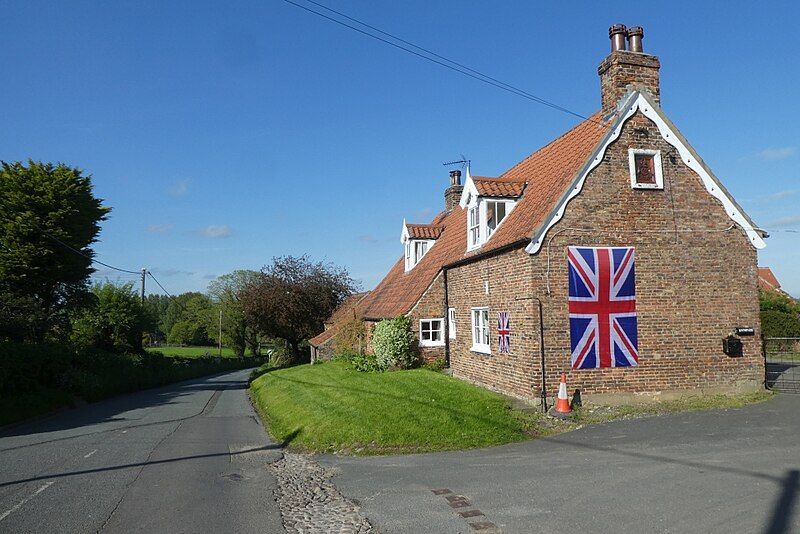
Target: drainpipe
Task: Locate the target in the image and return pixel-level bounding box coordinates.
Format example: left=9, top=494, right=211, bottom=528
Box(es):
left=515, top=295, right=548, bottom=413
left=443, top=268, right=450, bottom=368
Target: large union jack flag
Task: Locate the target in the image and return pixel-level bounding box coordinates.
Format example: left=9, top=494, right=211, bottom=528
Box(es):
left=497, top=312, right=511, bottom=353
left=567, top=246, right=639, bottom=369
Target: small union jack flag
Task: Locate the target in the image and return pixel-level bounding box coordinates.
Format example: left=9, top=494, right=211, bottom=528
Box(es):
left=567, top=246, right=639, bottom=369
left=497, top=311, right=511, bottom=353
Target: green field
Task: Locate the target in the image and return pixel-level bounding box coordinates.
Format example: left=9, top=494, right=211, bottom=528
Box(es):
left=146, top=346, right=238, bottom=359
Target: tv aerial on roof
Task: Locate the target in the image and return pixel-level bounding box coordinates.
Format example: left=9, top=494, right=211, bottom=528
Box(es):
left=442, top=155, right=470, bottom=170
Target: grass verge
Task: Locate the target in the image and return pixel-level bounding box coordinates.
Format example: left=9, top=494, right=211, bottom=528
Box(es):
left=250, top=360, right=531, bottom=454
left=250, top=361, right=775, bottom=456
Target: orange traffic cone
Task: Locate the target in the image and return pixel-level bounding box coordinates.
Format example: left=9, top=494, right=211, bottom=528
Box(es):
left=552, top=373, right=572, bottom=418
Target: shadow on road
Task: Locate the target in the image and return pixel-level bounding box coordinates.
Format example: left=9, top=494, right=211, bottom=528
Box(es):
left=765, top=469, right=799, bottom=534
left=0, top=372, right=251, bottom=445
left=0, top=444, right=281, bottom=489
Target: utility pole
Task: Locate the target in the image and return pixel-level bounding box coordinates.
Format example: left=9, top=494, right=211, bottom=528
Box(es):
left=140, top=268, right=146, bottom=303
left=219, top=309, right=223, bottom=358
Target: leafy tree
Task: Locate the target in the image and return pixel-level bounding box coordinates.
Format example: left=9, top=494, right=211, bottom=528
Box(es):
left=161, top=292, right=214, bottom=345
left=168, top=320, right=209, bottom=346
left=71, top=282, right=150, bottom=352
left=143, top=294, right=172, bottom=342
left=240, top=256, right=357, bottom=362
left=207, top=270, right=260, bottom=357
left=0, top=160, right=110, bottom=341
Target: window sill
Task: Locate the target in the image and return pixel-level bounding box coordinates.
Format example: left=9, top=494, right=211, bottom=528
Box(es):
left=470, top=344, right=491, bottom=355
left=419, top=341, right=445, bottom=348
left=631, top=183, right=663, bottom=190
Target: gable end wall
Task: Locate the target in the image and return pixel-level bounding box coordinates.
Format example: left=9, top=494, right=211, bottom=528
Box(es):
left=446, top=110, right=763, bottom=401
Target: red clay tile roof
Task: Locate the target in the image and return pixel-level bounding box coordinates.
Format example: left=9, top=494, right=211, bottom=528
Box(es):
left=309, top=291, right=370, bottom=346
left=480, top=112, right=609, bottom=253
left=308, top=327, right=337, bottom=347
left=406, top=223, right=445, bottom=240
left=360, top=206, right=466, bottom=319
left=360, top=112, right=611, bottom=319
left=758, top=267, right=784, bottom=295
left=473, top=177, right=526, bottom=198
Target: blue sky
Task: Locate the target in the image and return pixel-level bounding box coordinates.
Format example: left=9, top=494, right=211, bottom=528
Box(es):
left=2, top=1, right=798, bottom=296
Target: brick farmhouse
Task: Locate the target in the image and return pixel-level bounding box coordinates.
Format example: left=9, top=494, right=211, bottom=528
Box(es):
left=311, top=25, right=767, bottom=403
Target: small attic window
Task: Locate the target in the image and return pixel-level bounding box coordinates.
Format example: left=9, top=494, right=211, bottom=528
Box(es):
left=404, top=239, right=431, bottom=271
left=486, top=200, right=508, bottom=237
left=628, top=148, right=663, bottom=190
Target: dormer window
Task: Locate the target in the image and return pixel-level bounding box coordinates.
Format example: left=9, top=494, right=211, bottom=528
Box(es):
left=460, top=174, right=525, bottom=252
left=628, top=148, right=664, bottom=189
left=404, top=240, right=430, bottom=270
left=401, top=222, right=443, bottom=271
left=466, top=198, right=515, bottom=251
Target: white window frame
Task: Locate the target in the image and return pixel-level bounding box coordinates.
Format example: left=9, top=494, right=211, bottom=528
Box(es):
left=470, top=307, right=490, bottom=354
left=419, top=318, right=445, bottom=347
left=468, top=206, right=480, bottom=250
left=484, top=199, right=510, bottom=238
left=628, top=148, right=664, bottom=190
left=404, top=239, right=433, bottom=271
left=448, top=307, right=456, bottom=339
left=467, top=198, right=516, bottom=252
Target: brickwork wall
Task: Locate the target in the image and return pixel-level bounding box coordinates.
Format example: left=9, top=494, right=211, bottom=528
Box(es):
left=447, top=111, right=763, bottom=401
left=408, top=272, right=447, bottom=363
left=599, top=51, right=660, bottom=115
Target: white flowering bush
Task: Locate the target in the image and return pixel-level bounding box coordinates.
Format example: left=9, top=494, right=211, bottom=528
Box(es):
left=372, top=316, right=416, bottom=370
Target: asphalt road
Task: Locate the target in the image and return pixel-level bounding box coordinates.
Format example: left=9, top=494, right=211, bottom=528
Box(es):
left=0, top=369, right=284, bottom=534
left=320, top=394, right=800, bottom=534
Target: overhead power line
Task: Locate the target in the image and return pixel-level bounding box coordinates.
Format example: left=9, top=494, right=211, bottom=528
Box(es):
left=39, top=231, right=141, bottom=275
left=280, top=0, right=595, bottom=123
left=147, top=272, right=175, bottom=299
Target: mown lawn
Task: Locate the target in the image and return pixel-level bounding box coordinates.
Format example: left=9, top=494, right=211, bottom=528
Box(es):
left=146, top=346, right=238, bottom=359
left=249, top=361, right=532, bottom=454
left=250, top=361, right=775, bottom=456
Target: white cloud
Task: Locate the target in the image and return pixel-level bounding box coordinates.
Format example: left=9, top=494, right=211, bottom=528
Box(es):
left=152, top=268, right=195, bottom=277
left=169, top=179, right=191, bottom=197
left=146, top=223, right=174, bottom=234
left=759, top=147, right=797, bottom=161
left=199, top=225, right=232, bottom=238
left=762, top=189, right=798, bottom=201
left=768, top=215, right=800, bottom=228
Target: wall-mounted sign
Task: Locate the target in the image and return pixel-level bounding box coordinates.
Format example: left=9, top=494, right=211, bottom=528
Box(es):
left=735, top=327, right=755, bottom=336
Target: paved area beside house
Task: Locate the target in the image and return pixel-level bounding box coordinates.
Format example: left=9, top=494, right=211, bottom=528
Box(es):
left=0, top=369, right=284, bottom=533
left=319, top=394, right=800, bottom=534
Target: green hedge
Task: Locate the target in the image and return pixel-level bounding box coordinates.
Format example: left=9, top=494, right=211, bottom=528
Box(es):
left=761, top=310, right=800, bottom=338
left=0, top=342, right=265, bottom=424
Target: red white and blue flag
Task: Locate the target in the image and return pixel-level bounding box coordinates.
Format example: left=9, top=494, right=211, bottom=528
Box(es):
left=567, top=246, right=639, bottom=369
left=497, top=311, right=511, bottom=353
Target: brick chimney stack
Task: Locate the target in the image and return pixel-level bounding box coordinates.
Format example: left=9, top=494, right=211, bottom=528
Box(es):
left=445, top=170, right=463, bottom=213
left=598, top=24, right=660, bottom=117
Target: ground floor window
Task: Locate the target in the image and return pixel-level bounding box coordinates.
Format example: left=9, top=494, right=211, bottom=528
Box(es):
left=471, top=307, right=490, bottom=353
left=419, top=318, right=444, bottom=346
